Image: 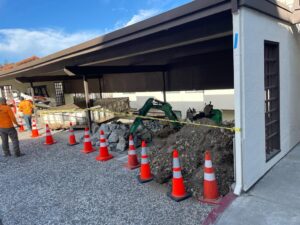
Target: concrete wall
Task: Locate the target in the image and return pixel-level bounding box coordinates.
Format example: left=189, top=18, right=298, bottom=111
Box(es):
left=239, top=8, right=300, bottom=190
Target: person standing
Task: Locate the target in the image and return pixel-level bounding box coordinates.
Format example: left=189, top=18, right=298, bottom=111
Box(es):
left=0, top=97, right=22, bottom=157
left=18, top=97, right=34, bottom=130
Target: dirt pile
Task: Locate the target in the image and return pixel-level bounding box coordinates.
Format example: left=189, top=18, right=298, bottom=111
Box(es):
left=148, top=118, right=235, bottom=198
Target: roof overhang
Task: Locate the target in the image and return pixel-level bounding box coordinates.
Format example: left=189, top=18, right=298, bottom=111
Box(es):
left=0, top=0, right=233, bottom=81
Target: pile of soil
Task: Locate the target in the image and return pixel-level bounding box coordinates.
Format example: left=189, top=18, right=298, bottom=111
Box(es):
left=148, top=118, right=235, bottom=199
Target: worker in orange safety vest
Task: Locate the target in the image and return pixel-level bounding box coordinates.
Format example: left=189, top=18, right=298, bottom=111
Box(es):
left=18, top=97, right=34, bottom=130
left=0, top=97, right=22, bottom=157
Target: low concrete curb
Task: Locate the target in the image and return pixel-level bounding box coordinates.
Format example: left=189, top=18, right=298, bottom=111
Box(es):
left=202, top=192, right=237, bottom=225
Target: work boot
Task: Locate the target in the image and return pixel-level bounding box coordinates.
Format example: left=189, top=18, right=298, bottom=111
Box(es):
left=15, top=153, right=25, bottom=158
left=4, top=152, right=11, bottom=157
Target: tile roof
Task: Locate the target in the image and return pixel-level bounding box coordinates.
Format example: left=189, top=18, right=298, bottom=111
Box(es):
left=0, top=56, right=39, bottom=71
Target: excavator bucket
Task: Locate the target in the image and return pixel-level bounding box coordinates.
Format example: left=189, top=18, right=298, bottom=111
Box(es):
left=129, top=98, right=181, bottom=134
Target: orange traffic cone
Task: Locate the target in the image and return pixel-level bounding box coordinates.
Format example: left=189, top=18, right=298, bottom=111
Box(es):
left=31, top=119, right=40, bottom=138
left=200, top=151, right=221, bottom=204
left=44, top=124, right=56, bottom=145
left=18, top=116, right=25, bottom=132
left=81, top=128, right=96, bottom=154
left=137, top=141, right=153, bottom=183
left=96, top=130, right=113, bottom=161
left=68, top=122, right=78, bottom=146
left=124, top=135, right=140, bottom=169
left=167, top=149, right=191, bottom=202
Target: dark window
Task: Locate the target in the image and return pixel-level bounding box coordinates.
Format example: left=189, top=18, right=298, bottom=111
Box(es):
left=0, top=85, right=12, bottom=99
left=31, top=86, right=49, bottom=97
left=54, top=82, right=65, bottom=106
left=264, top=41, right=280, bottom=161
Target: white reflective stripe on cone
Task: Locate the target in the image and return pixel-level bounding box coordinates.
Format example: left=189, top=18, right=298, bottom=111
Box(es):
left=100, top=142, right=106, bottom=147
left=205, top=160, right=213, bottom=168
left=84, top=138, right=91, bottom=142
left=204, top=173, right=216, bottom=181
left=100, top=135, right=105, bottom=139
left=84, top=131, right=89, bottom=135
left=128, top=150, right=136, bottom=155
left=173, top=158, right=180, bottom=168
left=141, top=147, right=147, bottom=155
left=141, top=158, right=148, bottom=164
left=129, top=140, right=134, bottom=145
left=173, top=171, right=182, bottom=178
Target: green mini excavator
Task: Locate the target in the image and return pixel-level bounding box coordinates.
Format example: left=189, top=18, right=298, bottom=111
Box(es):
left=129, top=98, right=181, bottom=134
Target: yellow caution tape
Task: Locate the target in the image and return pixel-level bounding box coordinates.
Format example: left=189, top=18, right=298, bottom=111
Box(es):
left=38, top=107, right=241, bottom=133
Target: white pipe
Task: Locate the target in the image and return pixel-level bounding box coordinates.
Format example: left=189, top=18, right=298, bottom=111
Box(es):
left=233, top=9, right=243, bottom=195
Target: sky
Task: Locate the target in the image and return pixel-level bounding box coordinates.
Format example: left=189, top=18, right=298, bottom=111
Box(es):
left=0, top=0, right=192, bottom=64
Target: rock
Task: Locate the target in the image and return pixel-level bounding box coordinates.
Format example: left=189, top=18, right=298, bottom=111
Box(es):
left=108, top=131, right=119, bottom=143
left=91, top=123, right=100, bottom=135
left=100, top=124, right=110, bottom=135
left=91, top=130, right=100, bottom=142
left=119, top=124, right=128, bottom=131
left=91, top=137, right=99, bottom=146
left=143, top=120, right=164, bottom=132
left=109, top=143, right=117, bottom=151
left=116, top=137, right=127, bottom=152
left=114, top=129, right=127, bottom=139
left=108, top=123, right=118, bottom=131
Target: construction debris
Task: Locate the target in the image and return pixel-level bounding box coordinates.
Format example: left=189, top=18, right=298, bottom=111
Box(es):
left=82, top=116, right=234, bottom=198
left=40, top=97, right=130, bottom=130
left=91, top=122, right=130, bottom=152
left=89, top=120, right=169, bottom=152
left=148, top=118, right=234, bottom=198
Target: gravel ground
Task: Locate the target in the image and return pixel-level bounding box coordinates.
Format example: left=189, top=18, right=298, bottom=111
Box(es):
left=0, top=128, right=213, bottom=225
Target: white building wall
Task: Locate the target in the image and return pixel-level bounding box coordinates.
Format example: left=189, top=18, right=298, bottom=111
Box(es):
left=112, top=90, right=234, bottom=119
left=277, top=0, right=294, bottom=9
left=239, top=8, right=300, bottom=190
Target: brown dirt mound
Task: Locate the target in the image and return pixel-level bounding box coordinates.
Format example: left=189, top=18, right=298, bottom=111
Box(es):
left=148, top=118, right=234, bottom=198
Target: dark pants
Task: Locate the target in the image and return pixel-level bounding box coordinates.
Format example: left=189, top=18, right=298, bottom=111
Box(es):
left=23, top=114, right=32, bottom=130
left=0, top=127, right=20, bottom=156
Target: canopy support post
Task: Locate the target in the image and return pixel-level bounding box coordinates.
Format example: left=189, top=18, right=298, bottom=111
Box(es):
left=162, top=71, right=167, bottom=103
left=83, top=75, right=92, bottom=130
left=98, top=77, right=103, bottom=99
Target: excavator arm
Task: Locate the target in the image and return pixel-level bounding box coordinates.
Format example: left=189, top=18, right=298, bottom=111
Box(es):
left=130, top=98, right=181, bottom=134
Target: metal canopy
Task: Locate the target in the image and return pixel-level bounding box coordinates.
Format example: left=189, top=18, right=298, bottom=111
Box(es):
left=0, top=0, right=297, bottom=81
left=16, top=76, right=81, bottom=83
left=64, top=65, right=169, bottom=76
left=0, top=0, right=232, bottom=80
left=1, top=1, right=235, bottom=93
